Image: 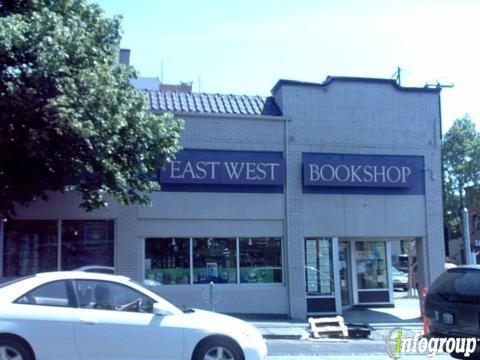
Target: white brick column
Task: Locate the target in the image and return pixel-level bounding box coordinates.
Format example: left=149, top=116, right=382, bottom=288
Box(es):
left=115, top=205, right=141, bottom=281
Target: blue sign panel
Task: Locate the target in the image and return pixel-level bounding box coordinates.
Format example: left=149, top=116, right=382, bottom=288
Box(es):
left=159, top=150, right=285, bottom=192
left=303, top=153, right=425, bottom=195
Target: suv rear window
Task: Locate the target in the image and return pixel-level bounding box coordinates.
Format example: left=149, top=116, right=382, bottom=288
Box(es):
left=430, top=269, right=480, bottom=303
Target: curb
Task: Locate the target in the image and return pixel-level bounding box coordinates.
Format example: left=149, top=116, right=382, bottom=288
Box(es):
left=263, top=334, right=305, bottom=340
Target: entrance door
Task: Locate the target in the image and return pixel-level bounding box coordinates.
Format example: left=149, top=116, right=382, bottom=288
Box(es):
left=339, top=241, right=352, bottom=307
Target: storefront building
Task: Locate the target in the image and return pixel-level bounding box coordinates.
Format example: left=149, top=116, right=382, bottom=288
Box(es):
left=0, top=76, right=446, bottom=319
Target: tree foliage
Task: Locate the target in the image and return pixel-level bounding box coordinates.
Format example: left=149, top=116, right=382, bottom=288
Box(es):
left=0, top=0, right=183, bottom=217
left=442, top=115, right=480, bottom=236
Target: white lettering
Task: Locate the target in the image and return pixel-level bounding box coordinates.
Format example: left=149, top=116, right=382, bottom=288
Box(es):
left=386, top=166, right=402, bottom=183
left=335, top=164, right=350, bottom=182
left=246, top=162, right=257, bottom=180
left=401, top=337, right=413, bottom=353
left=465, top=338, right=477, bottom=357
left=320, top=164, right=335, bottom=181
left=182, top=161, right=196, bottom=179
left=438, top=338, right=447, bottom=353
left=412, top=333, right=422, bottom=351
left=195, top=161, right=207, bottom=179
left=418, top=338, right=428, bottom=353
left=309, top=164, right=320, bottom=181
left=363, top=165, right=373, bottom=182
left=224, top=162, right=245, bottom=179
left=427, top=338, right=440, bottom=357
left=170, top=161, right=182, bottom=179
left=256, top=163, right=267, bottom=180
left=350, top=165, right=363, bottom=182
left=266, top=163, right=280, bottom=181
left=457, top=338, right=466, bottom=354
left=373, top=165, right=386, bottom=183
left=401, top=166, right=412, bottom=183
left=207, top=161, right=221, bottom=179
left=445, top=338, right=456, bottom=353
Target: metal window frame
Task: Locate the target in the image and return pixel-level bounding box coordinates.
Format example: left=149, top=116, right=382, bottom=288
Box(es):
left=57, top=219, right=62, bottom=271
left=0, top=219, right=4, bottom=278
left=352, top=239, right=392, bottom=305
left=142, top=236, right=284, bottom=286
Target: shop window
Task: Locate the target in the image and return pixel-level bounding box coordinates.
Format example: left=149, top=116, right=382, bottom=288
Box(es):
left=3, top=220, right=58, bottom=277
left=239, top=237, right=282, bottom=283
left=193, top=238, right=237, bottom=284
left=305, top=238, right=334, bottom=296
left=356, top=241, right=388, bottom=289
left=61, top=220, right=114, bottom=270
left=145, top=238, right=190, bottom=285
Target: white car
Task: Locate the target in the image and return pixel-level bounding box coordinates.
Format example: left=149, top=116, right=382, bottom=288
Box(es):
left=73, top=266, right=115, bottom=274
left=0, top=272, right=267, bottom=360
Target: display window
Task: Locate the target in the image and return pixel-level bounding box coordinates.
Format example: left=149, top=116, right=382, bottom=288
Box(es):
left=193, top=238, right=237, bottom=284
left=239, top=237, right=282, bottom=283
left=145, top=238, right=190, bottom=285
left=356, top=241, right=388, bottom=289
left=3, top=220, right=58, bottom=276
left=305, top=238, right=334, bottom=296
left=143, top=237, right=283, bottom=285
left=61, top=220, right=114, bottom=270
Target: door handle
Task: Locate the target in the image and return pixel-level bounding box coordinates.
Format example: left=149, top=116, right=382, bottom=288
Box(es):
left=80, top=318, right=98, bottom=325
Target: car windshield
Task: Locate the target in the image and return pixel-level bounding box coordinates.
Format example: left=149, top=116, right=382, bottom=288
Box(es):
left=430, top=269, right=480, bottom=303
left=392, top=267, right=403, bottom=275
left=127, top=278, right=194, bottom=313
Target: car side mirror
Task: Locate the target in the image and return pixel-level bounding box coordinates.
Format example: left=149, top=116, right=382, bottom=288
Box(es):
left=153, top=303, right=173, bottom=316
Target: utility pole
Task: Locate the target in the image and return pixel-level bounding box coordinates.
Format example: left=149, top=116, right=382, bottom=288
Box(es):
left=463, top=208, right=474, bottom=264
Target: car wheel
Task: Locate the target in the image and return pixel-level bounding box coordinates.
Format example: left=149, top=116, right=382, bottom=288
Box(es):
left=0, top=338, right=32, bottom=360
left=194, top=339, right=243, bottom=360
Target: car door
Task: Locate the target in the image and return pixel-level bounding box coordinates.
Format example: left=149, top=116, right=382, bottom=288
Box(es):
left=12, top=280, right=80, bottom=360
left=72, top=279, right=184, bottom=360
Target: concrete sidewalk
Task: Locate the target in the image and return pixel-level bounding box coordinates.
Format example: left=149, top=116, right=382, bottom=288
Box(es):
left=250, top=294, right=422, bottom=340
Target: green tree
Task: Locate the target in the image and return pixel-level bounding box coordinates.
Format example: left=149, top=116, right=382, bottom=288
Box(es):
left=442, top=115, right=480, bottom=236
left=0, top=0, right=183, bottom=217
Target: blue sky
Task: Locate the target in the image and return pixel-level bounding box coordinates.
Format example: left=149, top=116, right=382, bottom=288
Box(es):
left=95, top=0, right=480, bottom=133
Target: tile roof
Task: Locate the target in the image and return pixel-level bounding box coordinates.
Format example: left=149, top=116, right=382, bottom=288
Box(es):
left=147, top=91, right=282, bottom=116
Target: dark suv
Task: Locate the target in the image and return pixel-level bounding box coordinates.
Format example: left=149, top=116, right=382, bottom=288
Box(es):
left=424, top=266, right=480, bottom=357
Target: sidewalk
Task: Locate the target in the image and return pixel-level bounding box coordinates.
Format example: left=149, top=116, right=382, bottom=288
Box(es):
left=250, top=294, right=422, bottom=340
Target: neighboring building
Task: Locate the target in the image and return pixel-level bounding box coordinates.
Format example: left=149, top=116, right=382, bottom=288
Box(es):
left=465, top=186, right=480, bottom=263
left=0, top=76, right=446, bottom=319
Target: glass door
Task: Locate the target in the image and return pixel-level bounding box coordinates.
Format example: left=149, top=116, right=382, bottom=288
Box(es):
left=339, top=241, right=352, bottom=307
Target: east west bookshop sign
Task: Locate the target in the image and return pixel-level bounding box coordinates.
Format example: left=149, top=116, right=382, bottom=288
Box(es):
left=159, top=150, right=285, bottom=186
left=303, top=153, right=424, bottom=192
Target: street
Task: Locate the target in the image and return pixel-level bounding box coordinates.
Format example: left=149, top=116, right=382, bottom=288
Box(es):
left=266, top=339, right=451, bottom=359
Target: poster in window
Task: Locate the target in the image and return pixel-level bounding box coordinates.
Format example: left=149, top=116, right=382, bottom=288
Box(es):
left=84, top=222, right=108, bottom=246
left=207, top=262, right=218, bottom=279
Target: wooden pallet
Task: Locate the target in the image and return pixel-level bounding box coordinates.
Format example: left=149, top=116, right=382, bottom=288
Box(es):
left=308, top=315, right=348, bottom=338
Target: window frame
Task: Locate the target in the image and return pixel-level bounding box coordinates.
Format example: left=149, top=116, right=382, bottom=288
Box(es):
left=305, top=237, right=335, bottom=296
left=143, top=237, right=285, bottom=286
left=14, top=279, right=78, bottom=308
left=355, top=241, right=388, bottom=290
left=2, top=219, right=116, bottom=278
left=72, top=279, right=157, bottom=313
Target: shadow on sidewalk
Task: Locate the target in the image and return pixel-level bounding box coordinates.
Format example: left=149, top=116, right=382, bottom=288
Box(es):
left=343, top=293, right=421, bottom=325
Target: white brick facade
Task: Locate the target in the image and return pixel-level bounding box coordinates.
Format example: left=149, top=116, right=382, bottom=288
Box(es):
left=4, top=77, right=445, bottom=320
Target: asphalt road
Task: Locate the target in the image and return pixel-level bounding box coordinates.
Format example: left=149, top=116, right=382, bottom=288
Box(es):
left=265, top=339, right=451, bottom=359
